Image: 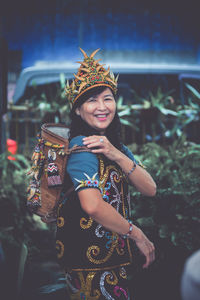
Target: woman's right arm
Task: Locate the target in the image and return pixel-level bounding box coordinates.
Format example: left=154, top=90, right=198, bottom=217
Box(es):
left=67, top=136, right=155, bottom=268
left=78, top=188, right=155, bottom=269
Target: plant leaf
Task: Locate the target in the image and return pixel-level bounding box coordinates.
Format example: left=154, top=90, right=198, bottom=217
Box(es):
left=185, top=83, right=200, bottom=99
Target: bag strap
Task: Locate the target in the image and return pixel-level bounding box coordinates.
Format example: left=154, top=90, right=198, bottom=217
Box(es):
left=64, top=144, right=92, bottom=155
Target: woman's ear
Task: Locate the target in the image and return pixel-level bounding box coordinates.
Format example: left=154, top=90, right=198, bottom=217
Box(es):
left=75, top=108, right=80, bottom=116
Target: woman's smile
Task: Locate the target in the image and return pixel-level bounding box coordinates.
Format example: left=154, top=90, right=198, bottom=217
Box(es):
left=95, top=113, right=109, bottom=121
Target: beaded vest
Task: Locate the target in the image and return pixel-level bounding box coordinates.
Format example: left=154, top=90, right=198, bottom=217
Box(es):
left=56, top=155, right=134, bottom=272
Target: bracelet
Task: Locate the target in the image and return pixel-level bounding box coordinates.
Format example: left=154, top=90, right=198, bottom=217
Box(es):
left=122, top=220, right=133, bottom=239
left=126, top=161, right=137, bottom=176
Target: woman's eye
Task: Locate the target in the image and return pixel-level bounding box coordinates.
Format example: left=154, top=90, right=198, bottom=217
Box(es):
left=105, top=98, right=112, bottom=101
left=88, top=98, right=96, bottom=102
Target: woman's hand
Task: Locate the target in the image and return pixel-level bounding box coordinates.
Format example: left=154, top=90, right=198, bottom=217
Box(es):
left=83, top=135, right=121, bottom=161
left=83, top=135, right=156, bottom=197
left=130, top=227, right=155, bottom=269
left=78, top=188, right=155, bottom=269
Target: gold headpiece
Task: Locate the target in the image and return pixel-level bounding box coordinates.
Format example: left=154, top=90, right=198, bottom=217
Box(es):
left=65, top=48, right=118, bottom=107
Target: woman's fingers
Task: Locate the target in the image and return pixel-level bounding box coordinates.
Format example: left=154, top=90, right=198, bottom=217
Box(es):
left=148, top=242, right=155, bottom=267
left=88, top=141, right=105, bottom=148
left=83, top=136, right=107, bottom=148
left=82, top=135, right=119, bottom=161
left=83, top=135, right=113, bottom=156
left=83, top=135, right=106, bottom=142
left=136, top=238, right=155, bottom=269
left=151, top=242, right=155, bottom=263
left=143, top=249, right=151, bottom=268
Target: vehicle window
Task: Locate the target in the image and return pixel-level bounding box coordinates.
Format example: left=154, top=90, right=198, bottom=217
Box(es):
left=117, top=74, right=180, bottom=103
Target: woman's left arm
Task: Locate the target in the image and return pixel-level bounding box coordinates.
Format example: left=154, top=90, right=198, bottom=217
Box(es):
left=114, top=152, right=157, bottom=196
left=83, top=136, right=156, bottom=197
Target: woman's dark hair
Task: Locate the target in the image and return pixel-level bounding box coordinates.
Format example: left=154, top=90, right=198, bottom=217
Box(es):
left=69, top=86, right=123, bottom=150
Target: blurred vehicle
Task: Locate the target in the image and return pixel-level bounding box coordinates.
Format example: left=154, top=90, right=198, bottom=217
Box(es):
left=13, top=62, right=200, bottom=105
left=5, top=62, right=200, bottom=154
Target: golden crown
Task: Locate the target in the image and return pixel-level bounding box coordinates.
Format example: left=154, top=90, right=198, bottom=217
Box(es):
left=65, top=48, right=118, bottom=107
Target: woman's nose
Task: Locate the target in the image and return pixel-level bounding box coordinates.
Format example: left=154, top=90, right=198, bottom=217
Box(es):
left=97, top=99, right=107, bottom=110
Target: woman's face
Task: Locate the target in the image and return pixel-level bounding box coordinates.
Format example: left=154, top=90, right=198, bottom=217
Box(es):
left=75, top=88, right=116, bottom=134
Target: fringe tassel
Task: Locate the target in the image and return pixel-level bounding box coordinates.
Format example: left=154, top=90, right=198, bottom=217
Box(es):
left=47, top=149, right=62, bottom=187
left=47, top=162, right=62, bottom=187
left=27, top=178, right=41, bottom=211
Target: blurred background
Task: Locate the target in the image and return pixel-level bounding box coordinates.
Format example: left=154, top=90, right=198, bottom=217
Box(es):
left=0, top=0, right=200, bottom=299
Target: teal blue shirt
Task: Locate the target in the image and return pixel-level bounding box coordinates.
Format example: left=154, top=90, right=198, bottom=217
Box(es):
left=67, top=135, right=138, bottom=192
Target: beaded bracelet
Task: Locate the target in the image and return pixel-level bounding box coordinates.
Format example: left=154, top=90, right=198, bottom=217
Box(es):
left=122, top=220, right=133, bottom=239
left=127, top=161, right=137, bottom=176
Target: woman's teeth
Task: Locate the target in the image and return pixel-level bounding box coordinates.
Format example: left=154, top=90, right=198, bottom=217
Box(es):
left=96, top=115, right=107, bottom=118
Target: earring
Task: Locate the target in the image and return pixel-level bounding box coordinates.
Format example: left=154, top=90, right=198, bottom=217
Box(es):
left=75, top=108, right=80, bottom=116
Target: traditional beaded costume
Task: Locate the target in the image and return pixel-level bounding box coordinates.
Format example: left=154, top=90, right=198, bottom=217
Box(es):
left=56, top=49, right=141, bottom=299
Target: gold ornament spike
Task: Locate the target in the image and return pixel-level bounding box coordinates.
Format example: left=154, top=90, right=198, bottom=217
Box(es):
left=101, top=66, right=106, bottom=72
left=90, top=48, right=100, bottom=58
left=110, top=71, right=114, bottom=80
left=80, top=67, right=90, bottom=73
left=73, top=74, right=84, bottom=81
left=76, top=61, right=82, bottom=64
left=81, top=61, right=89, bottom=68
left=103, top=66, right=110, bottom=76
left=79, top=47, right=88, bottom=59
left=105, top=77, right=117, bottom=86
left=96, top=65, right=102, bottom=72
left=78, top=82, right=87, bottom=93
left=115, top=74, right=119, bottom=83
left=82, top=73, right=88, bottom=77
left=66, top=80, right=70, bottom=88
left=71, top=80, right=75, bottom=89
left=93, top=58, right=101, bottom=65
left=64, top=86, right=69, bottom=94
left=99, top=64, right=106, bottom=71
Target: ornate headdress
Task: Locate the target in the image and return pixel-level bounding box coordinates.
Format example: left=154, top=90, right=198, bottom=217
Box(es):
left=65, top=48, right=118, bottom=107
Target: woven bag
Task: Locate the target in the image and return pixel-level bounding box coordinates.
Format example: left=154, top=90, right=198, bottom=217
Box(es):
left=27, top=123, right=89, bottom=223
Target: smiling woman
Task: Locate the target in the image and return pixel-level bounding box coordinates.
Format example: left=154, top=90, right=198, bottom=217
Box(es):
left=55, top=48, right=156, bottom=299
left=75, top=88, right=116, bottom=134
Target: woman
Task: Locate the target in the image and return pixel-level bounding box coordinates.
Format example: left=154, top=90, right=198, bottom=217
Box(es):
left=56, top=48, right=156, bottom=299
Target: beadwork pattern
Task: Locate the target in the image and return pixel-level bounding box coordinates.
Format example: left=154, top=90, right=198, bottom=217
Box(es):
left=56, top=155, right=133, bottom=272
left=56, top=240, right=64, bottom=259
left=80, top=217, right=93, bottom=229
left=65, top=48, right=118, bottom=106
left=65, top=267, right=130, bottom=299
left=74, top=172, right=99, bottom=191
left=57, top=216, right=65, bottom=227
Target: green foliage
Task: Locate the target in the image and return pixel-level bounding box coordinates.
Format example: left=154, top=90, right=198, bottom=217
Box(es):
left=185, top=83, right=200, bottom=99
left=20, top=77, right=200, bottom=145
left=128, top=135, right=200, bottom=251
left=122, top=84, right=200, bottom=143
left=116, top=96, right=140, bottom=130
left=0, top=152, right=30, bottom=222
left=0, top=153, right=28, bottom=254
left=0, top=151, right=48, bottom=255
left=28, top=73, right=71, bottom=124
